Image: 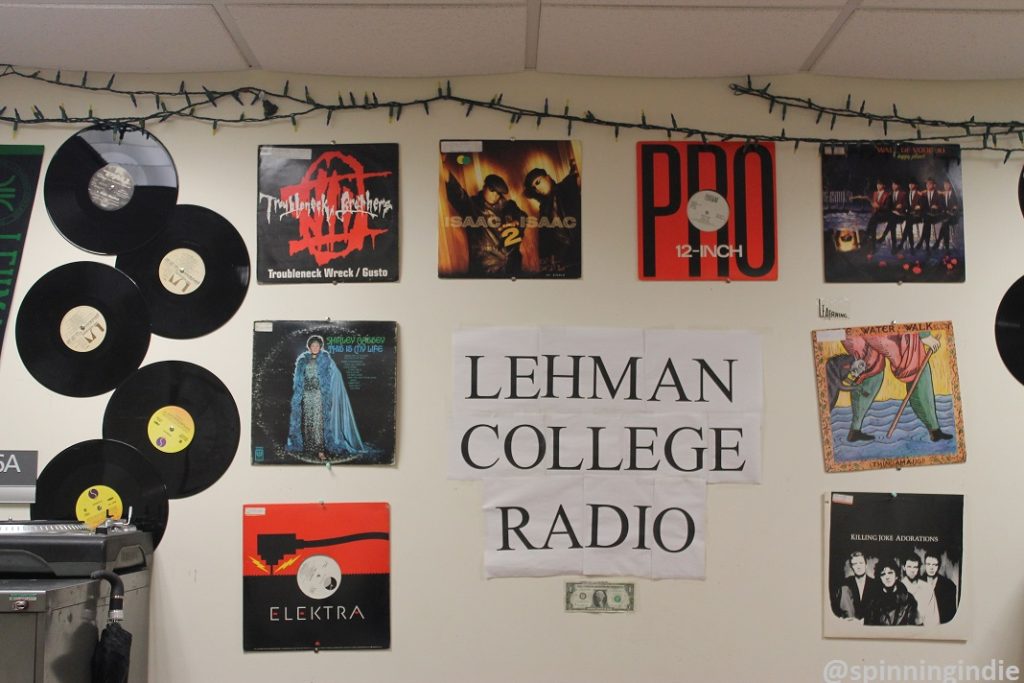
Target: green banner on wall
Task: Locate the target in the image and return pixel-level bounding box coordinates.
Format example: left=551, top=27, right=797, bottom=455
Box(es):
left=0, top=145, right=44, bottom=361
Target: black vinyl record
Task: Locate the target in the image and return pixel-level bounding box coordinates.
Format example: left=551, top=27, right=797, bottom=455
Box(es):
left=115, top=204, right=250, bottom=338
left=996, top=274, right=1024, bottom=385
left=44, top=124, right=178, bottom=254
left=31, top=439, right=169, bottom=547
left=15, top=262, right=151, bottom=397
left=103, top=361, right=240, bottom=498
left=1019, top=164, right=1024, bottom=220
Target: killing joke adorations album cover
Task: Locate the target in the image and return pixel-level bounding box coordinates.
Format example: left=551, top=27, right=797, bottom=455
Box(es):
left=812, top=321, right=965, bottom=473
left=243, top=502, right=390, bottom=650
left=821, top=143, right=964, bottom=283
left=257, top=144, right=398, bottom=284
left=251, top=320, right=397, bottom=465
left=824, top=492, right=966, bottom=640
left=438, top=139, right=581, bottom=279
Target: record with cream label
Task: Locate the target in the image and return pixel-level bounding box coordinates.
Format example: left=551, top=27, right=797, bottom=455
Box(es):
left=15, top=261, right=151, bottom=396
left=116, top=204, right=250, bottom=338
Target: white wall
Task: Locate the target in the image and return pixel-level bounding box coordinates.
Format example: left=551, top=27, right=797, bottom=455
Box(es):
left=2, top=70, right=1023, bottom=682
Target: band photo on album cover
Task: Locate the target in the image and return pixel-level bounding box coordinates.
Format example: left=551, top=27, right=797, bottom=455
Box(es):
left=256, top=144, right=398, bottom=284
left=438, top=139, right=581, bottom=279
left=251, top=320, right=397, bottom=465
left=821, top=143, right=964, bottom=283
left=825, top=492, right=964, bottom=640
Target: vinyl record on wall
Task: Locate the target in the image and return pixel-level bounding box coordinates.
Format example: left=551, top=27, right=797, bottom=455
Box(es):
left=996, top=274, right=1024, bottom=385
left=15, top=261, right=151, bottom=397
left=31, top=439, right=169, bottom=547
left=44, top=124, right=178, bottom=254
left=115, top=204, right=250, bottom=338
left=103, top=360, right=240, bottom=498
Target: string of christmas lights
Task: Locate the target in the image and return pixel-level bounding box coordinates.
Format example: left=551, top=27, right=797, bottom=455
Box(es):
left=1, top=66, right=1021, bottom=159
left=730, top=77, right=1024, bottom=162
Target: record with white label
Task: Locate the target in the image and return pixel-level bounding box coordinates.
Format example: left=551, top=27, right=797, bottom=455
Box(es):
left=44, top=125, right=178, bottom=254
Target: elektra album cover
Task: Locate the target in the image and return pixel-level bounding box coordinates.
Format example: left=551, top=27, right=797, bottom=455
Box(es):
left=243, top=502, right=390, bottom=650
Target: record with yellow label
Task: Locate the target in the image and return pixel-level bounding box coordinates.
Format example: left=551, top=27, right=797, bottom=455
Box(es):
left=31, top=439, right=168, bottom=547
left=103, top=361, right=240, bottom=498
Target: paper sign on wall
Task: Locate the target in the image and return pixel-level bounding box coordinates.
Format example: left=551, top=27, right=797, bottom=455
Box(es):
left=484, top=476, right=706, bottom=579
left=452, top=326, right=762, bottom=579
left=451, top=327, right=763, bottom=483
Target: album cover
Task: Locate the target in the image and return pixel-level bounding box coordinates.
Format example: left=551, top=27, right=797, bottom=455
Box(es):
left=256, top=144, right=398, bottom=284
left=822, top=143, right=964, bottom=282
left=812, top=321, right=965, bottom=473
left=438, top=139, right=581, bottom=279
left=824, top=492, right=966, bottom=640
left=0, top=145, right=44, bottom=360
left=637, top=141, right=777, bottom=281
left=243, top=502, right=390, bottom=650
left=251, top=320, right=397, bottom=465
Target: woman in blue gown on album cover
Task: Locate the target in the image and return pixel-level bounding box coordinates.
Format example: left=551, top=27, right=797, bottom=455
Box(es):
left=286, top=335, right=365, bottom=462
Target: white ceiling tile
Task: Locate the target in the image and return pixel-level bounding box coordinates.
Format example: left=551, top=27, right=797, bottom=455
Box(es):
left=0, top=2, right=1021, bottom=80
left=861, top=0, right=1024, bottom=7
left=0, top=4, right=248, bottom=72
left=813, top=9, right=1024, bottom=80
left=549, top=0, right=846, bottom=5
left=537, top=6, right=841, bottom=77
left=226, top=0, right=511, bottom=3
left=228, top=4, right=527, bottom=76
